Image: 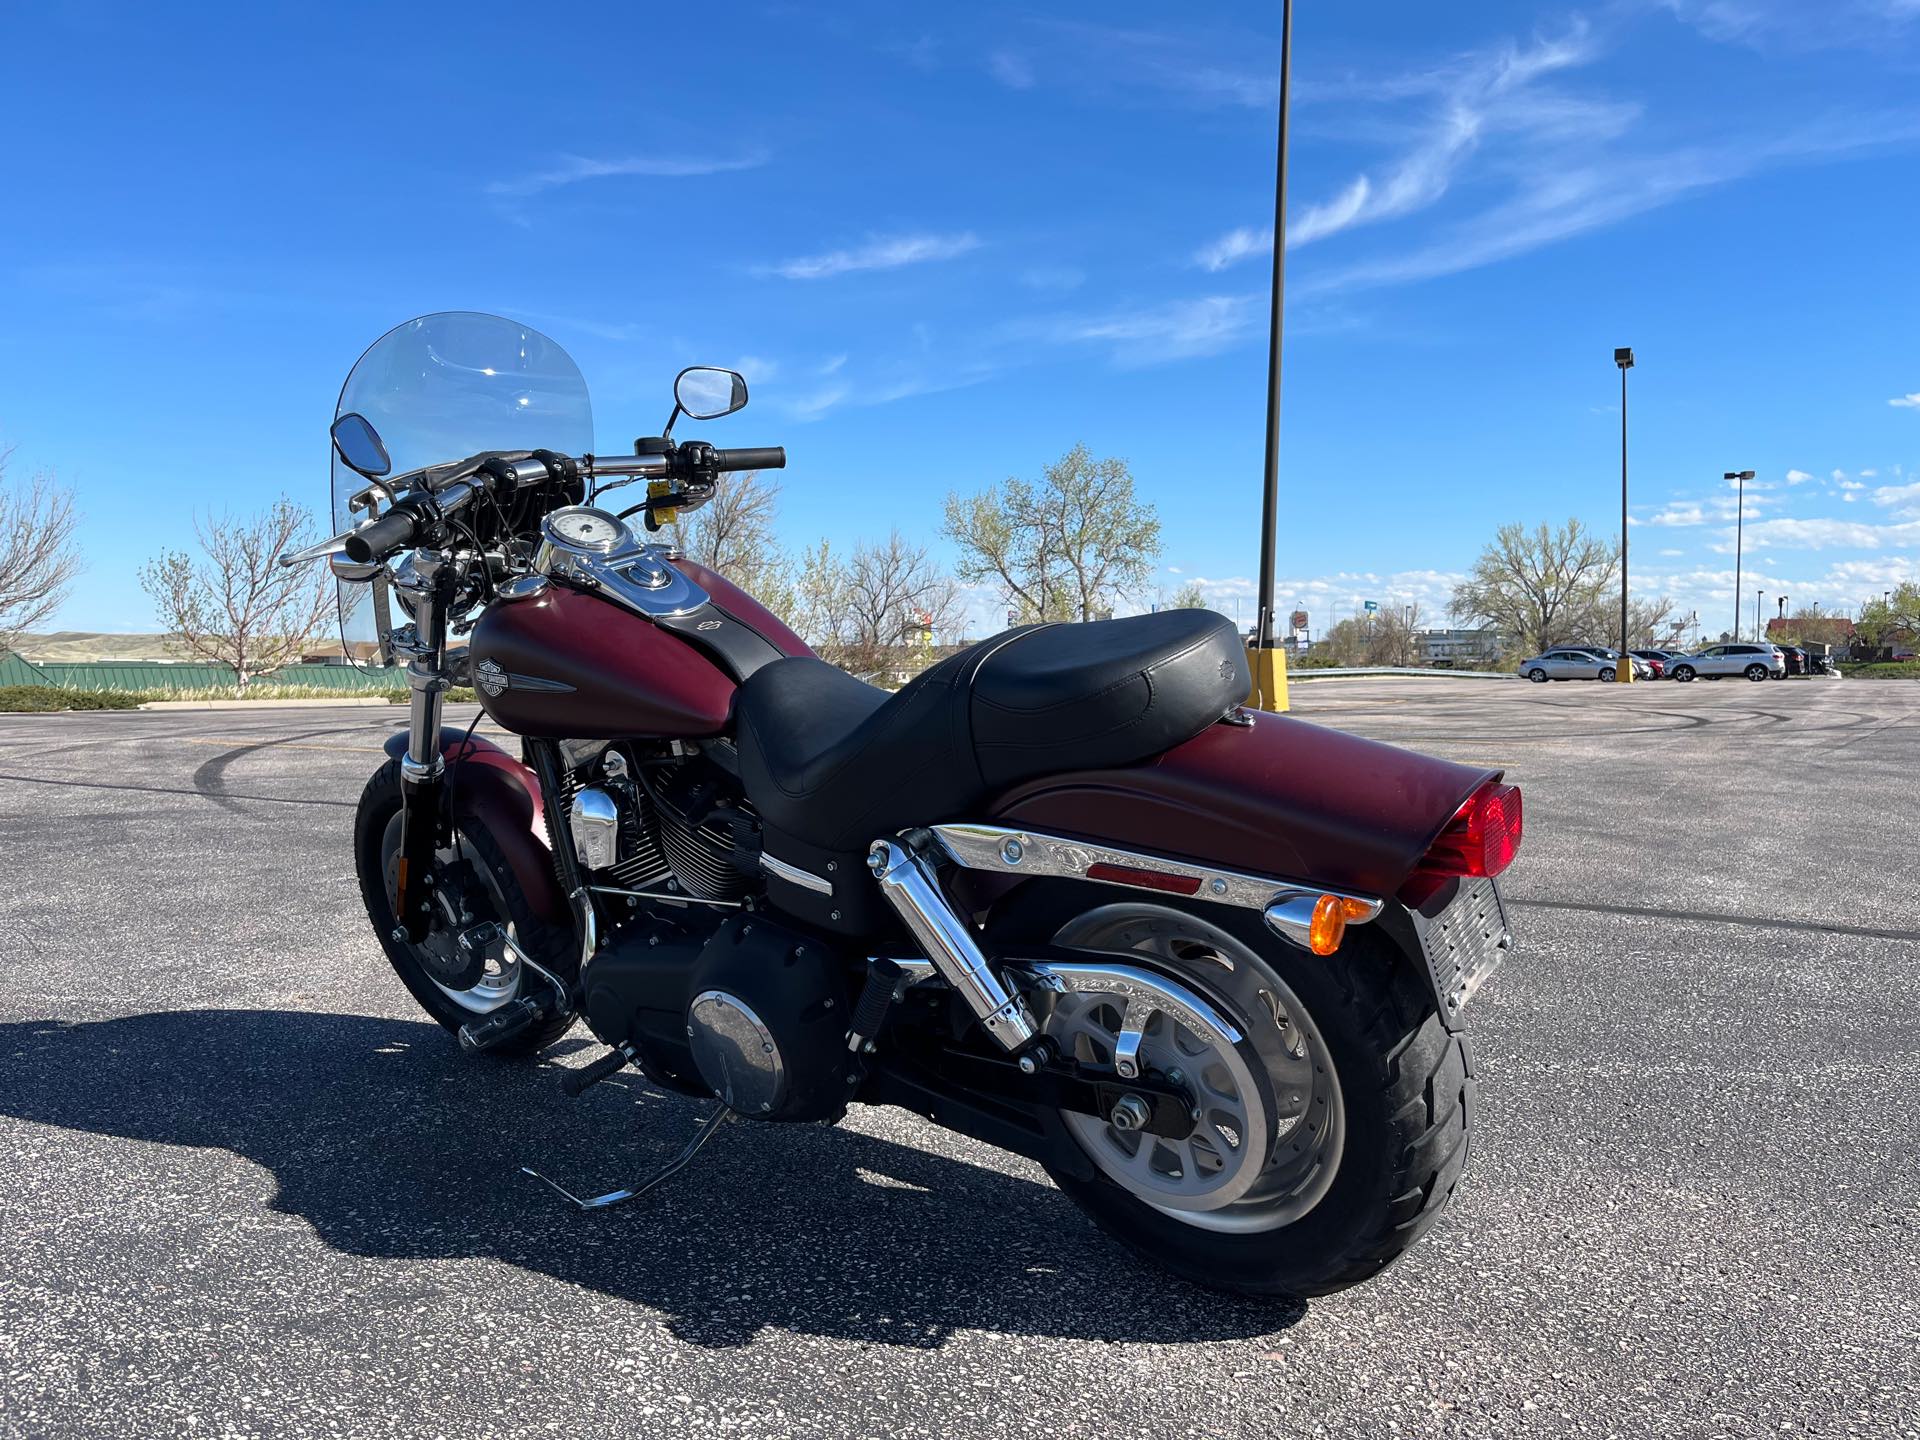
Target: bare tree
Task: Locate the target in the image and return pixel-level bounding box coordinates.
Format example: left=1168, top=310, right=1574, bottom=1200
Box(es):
left=944, top=444, right=1161, bottom=623
left=667, top=470, right=794, bottom=617
left=140, top=498, right=335, bottom=690
left=1306, top=603, right=1423, bottom=667
left=1451, top=519, right=1617, bottom=655
left=0, top=448, right=82, bottom=655
left=800, top=531, right=966, bottom=677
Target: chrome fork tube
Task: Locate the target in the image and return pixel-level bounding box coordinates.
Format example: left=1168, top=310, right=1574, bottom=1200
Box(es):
left=398, top=551, right=450, bottom=780
left=867, top=839, right=1039, bottom=1051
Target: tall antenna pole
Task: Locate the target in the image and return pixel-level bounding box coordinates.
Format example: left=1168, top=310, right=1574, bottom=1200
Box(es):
left=1251, top=0, right=1294, bottom=709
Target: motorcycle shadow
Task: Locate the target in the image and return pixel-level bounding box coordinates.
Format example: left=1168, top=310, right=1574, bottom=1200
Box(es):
left=0, top=1010, right=1306, bottom=1349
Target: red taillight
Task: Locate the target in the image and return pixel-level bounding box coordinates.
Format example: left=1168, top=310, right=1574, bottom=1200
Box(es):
left=1420, top=782, right=1522, bottom=879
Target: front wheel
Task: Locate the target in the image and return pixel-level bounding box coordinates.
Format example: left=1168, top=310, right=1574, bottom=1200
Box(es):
left=1598, top=666, right=1616, bottom=683
left=353, top=759, right=577, bottom=1055
left=1013, top=897, right=1472, bottom=1298
left=1672, top=665, right=1694, bottom=681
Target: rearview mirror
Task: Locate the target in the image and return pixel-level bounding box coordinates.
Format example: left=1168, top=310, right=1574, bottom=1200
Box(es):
left=331, top=413, right=392, bottom=477
left=674, top=367, right=748, bottom=421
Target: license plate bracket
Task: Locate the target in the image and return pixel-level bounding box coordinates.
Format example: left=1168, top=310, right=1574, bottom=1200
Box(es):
left=1410, top=877, right=1512, bottom=1026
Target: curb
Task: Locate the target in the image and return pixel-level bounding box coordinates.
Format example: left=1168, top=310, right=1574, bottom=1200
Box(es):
left=136, top=698, right=397, bottom=711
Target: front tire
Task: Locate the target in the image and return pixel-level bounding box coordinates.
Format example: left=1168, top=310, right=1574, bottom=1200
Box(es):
left=1672, top=665, right=1694, bottom=681
left=1598, top=666, right=1616, bottom=683
left=1002, top=894, right=1472, bottom=1298
left=353, top=759, right=577, bottom=1055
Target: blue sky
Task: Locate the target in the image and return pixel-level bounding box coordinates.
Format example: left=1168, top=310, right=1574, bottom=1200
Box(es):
left=4, top=0, right=1920, bottom=639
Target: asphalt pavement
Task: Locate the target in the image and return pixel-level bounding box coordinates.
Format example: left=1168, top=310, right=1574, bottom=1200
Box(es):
left=1, top=675, right=1915, bottom=1439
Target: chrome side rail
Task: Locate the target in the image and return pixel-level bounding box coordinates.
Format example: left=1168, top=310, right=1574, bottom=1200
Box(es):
left=927, top=822, right=1383, bottom=953
left=867, top=839, right=1039, bottom=1052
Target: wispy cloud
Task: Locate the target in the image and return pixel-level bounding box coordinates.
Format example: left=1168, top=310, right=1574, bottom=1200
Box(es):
left=1711, top=516, right=1920, bottom=551
left=989, top=50, right=1036, bottom=89
left=1660, top=0, right=1920, bottom=51
left=762, top=232, right=981, bottom=281
left=1195, top=22, right=1616, bottom=270
left=1026, top=294, right=1261, bottom=365
left=1785, top=468, right=1815, bottom=483
left=487, top=151, right=765, bottom=199
left=1193, top=15, right=1920, bottom=298
left=1890, top=391, right=1920, bottom=407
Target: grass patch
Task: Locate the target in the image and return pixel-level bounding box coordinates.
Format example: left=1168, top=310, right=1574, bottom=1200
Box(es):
left=1837, top=661, right=1920, bottom=679
left=0, top=685, right=142, bottom=712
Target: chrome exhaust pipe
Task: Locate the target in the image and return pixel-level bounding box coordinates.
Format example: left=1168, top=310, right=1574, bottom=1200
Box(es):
left=867, top=838, right=1039, bottom=1051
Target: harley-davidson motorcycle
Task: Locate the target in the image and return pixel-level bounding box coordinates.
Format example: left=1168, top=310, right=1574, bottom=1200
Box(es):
left=281, top=311, right=1520, bottom=1297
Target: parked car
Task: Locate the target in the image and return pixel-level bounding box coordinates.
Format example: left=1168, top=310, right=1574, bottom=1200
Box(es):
left=1519, top=648, right=1639, bottom=682
left=1563, top=646, right=1654, bottom=679
left=1774, top=644, right=1807, bottom=677
left=1665, top=644, right=1787, bottom=682
left=1628, top=648, right=1672, bottom=678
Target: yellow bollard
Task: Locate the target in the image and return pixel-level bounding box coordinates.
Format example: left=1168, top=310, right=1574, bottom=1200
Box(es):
left=1246, top=644, right=1291, bottom=712
left=1615, top=655, right=1634, bottom=684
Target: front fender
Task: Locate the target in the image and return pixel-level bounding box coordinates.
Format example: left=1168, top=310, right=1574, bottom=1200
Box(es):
left=988, top=715, right=1497, bottom=899
left=383, top=729, right=564, bottom=922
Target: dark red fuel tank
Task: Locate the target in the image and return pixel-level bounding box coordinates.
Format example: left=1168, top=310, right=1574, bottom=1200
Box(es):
left=674, top=559, right=813, bottom=659
left=470, top=584, right=737, bottom=739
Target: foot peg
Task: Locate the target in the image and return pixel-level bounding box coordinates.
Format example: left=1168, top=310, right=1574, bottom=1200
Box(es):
left=561, top=1045, right=633, bottom=1097
left=521, top=1104, right=731, bottom=1211
left=457, top=996, right=544, bottom=1053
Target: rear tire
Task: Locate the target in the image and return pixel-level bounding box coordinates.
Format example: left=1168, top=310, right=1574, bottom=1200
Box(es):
left=1000, top=892, right=1472, bottom=1298
left=1526, top=668, right=1548, bottom=683
left=353, top=759, right=577, bottom=1055
left=1745, top=664, right=1768, bottom=682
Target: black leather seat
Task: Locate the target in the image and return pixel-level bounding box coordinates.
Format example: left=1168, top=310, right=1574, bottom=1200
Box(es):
left=734, top=610, right=1250, bottom=854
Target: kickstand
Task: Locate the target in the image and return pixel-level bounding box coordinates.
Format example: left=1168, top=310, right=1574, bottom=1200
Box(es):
left=521, top=1105, right=732, bottom=1211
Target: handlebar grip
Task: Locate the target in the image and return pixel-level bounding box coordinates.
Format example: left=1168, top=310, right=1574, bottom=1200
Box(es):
left=711, top=447, right=786, bottom=472
left=344, top=506, right=421, bottom=564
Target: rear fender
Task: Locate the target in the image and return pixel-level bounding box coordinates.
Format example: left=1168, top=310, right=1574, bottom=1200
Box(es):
left=382, top=729, right=564, bottom=922
left=987, top=714, right=1498, bottom=899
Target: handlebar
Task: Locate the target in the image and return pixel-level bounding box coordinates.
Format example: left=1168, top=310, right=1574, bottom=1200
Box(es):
left=342, top=506, right=421, bottom=565
left=294, top=440, right=787, bottom=570
left=712, top=446, right=786, bottom=472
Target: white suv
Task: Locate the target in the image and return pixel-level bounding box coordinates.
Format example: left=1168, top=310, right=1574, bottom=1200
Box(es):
left=1667, top=644, right=1786, bottom=682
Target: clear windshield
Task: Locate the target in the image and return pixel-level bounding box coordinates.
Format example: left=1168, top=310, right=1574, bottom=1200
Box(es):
left=331, top=312, right=593, bottom=658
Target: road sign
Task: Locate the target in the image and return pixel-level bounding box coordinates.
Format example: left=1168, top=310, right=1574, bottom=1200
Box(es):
left=1290, top=609, right=1309, bottom=632
left=1363, top=600, right=1379, bottom=613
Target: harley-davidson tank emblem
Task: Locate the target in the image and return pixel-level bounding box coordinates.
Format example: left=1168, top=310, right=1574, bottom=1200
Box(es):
left=475, top=659, right=510, bottom=697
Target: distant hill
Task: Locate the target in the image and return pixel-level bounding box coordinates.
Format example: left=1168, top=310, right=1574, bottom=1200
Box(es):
left=11, top=631, right=186, bottom=662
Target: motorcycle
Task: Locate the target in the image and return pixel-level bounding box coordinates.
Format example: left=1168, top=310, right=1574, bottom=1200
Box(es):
left=281, top=311, right=1522, bottom=1297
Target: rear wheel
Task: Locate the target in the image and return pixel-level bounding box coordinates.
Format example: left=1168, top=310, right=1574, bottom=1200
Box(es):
left=1017, top=897, right=1472, bottom=1297
left=1745, top=664, right=1768, bottom=682
left=1526, top=668, right=1548, bottom=683
left=353, top=759, right=577, bottom=1055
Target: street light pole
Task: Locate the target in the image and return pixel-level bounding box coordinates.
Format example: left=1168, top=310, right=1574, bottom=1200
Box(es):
left=1249, top=0, right=1295, bottom=712
left=1725, top=470, right=1754, bottom=639
left=1614, top=348, right=1634, bottom=682
left=1756, top=589, right=1764, bottom=644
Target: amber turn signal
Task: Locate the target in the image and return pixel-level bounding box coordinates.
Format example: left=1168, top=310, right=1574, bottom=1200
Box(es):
left=1307, top=894, right=1374, bottom=955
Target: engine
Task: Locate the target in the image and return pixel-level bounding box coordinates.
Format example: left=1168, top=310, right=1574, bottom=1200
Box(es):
left=581, top=910, right=852, bottom=1122
left=561, top=742, right=852, bottom=1122
left=557, top=743, right=760, bottom=902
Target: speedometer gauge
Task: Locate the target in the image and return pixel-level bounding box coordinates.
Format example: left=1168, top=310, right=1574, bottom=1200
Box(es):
left=542, top=506, right=629, bottom=554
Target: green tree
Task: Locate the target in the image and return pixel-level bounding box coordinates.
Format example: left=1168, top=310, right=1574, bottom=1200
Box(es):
left=944, top=445, right=1161, bottom=623
left=1168, top=580, right=1208, bottom=610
